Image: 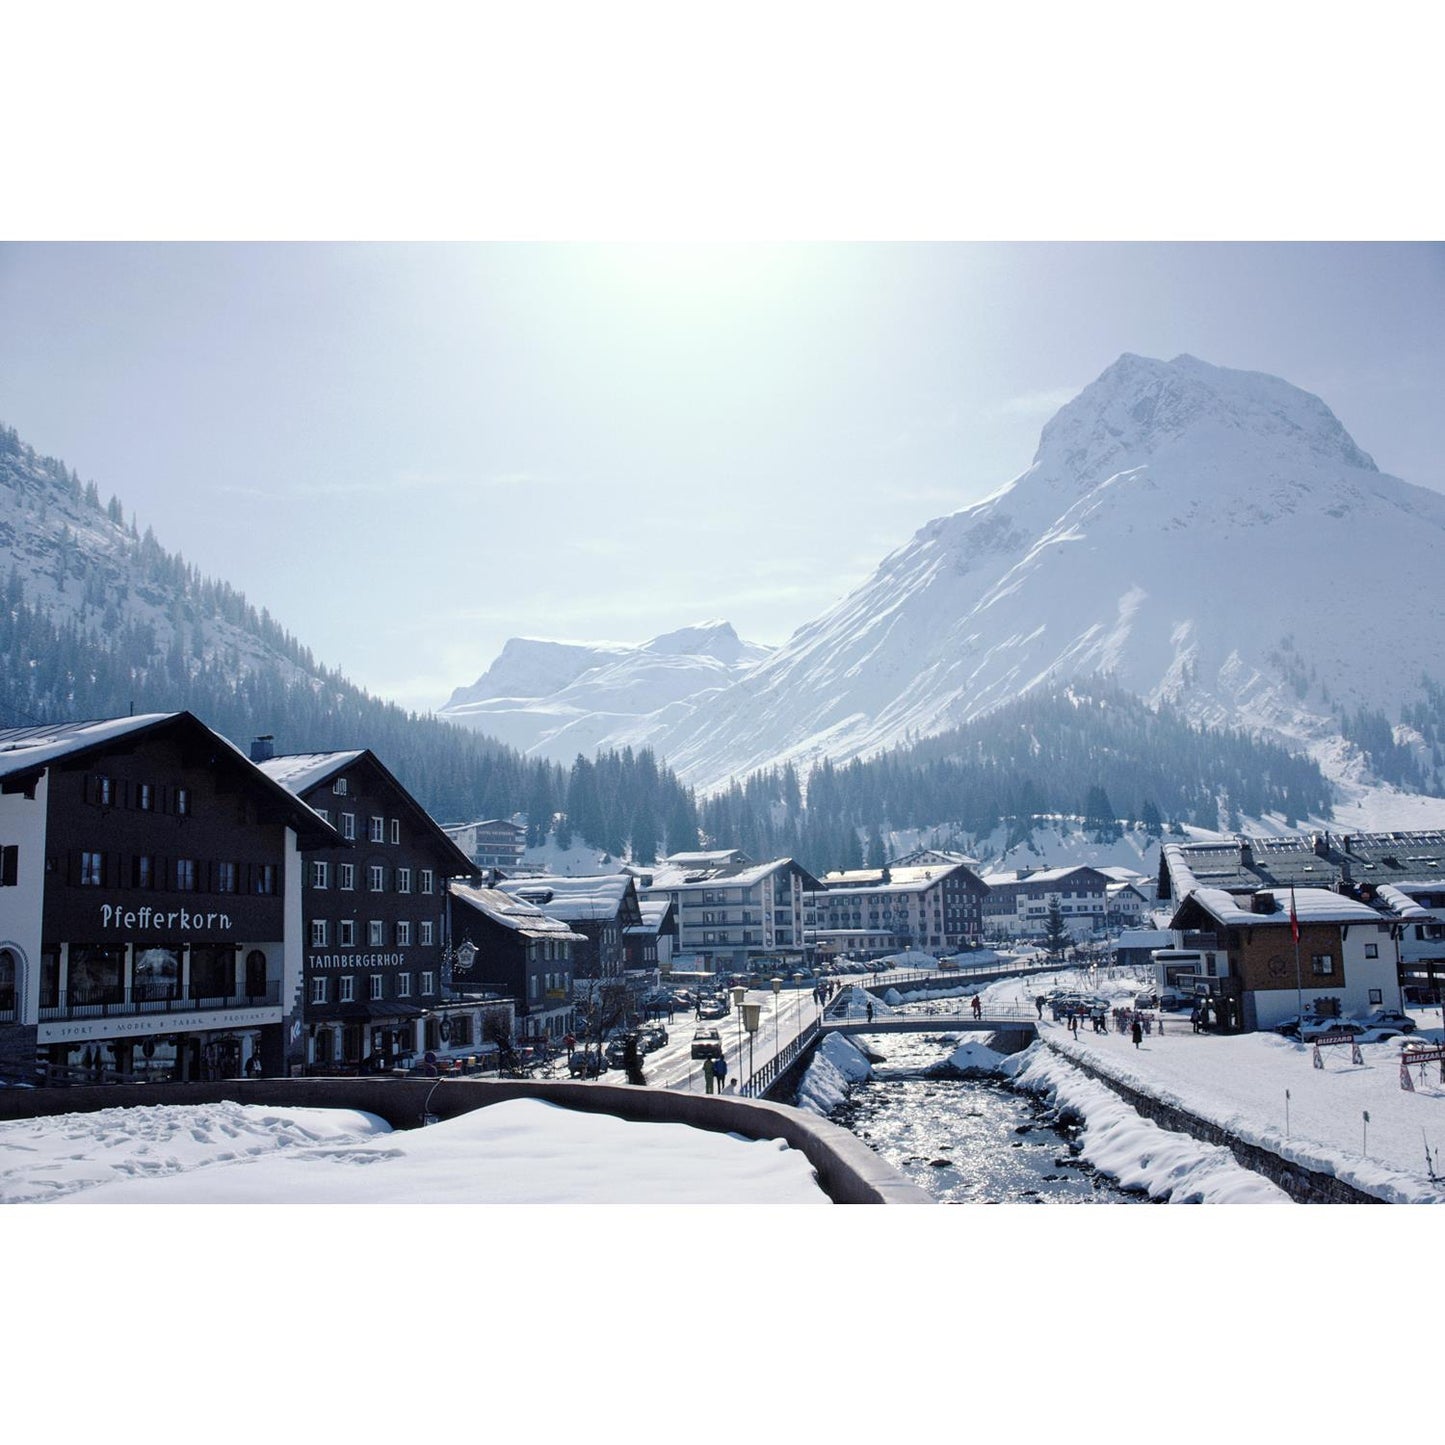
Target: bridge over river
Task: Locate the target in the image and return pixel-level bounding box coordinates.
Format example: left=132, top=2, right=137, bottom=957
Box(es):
left=733, top=976, right=1042, bottom=1099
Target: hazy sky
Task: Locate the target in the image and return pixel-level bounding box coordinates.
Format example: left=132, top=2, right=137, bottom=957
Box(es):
left=1, top=241, right=1441, bottom=711
left=0, top=242, right=1439, bottom=710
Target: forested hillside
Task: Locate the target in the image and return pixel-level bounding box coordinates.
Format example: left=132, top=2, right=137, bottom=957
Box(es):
left=697, top=680, right=1333, bottom=871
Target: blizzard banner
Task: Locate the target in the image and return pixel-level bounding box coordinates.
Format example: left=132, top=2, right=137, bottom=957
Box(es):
left=39, top=1005, right=282, bottom=1044
left=100, top=905, right=234, bottom=932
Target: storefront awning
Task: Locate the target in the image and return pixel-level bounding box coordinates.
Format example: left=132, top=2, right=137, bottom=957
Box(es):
left=311, top=1001, right=426, bottom=1023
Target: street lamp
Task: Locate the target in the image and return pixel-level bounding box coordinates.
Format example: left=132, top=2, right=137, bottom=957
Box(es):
left=741, top=1000, right=761, bottom=1087
left=731, top=984, right=747, bottom=1059
left=771, top=976, right=782, bottom=1060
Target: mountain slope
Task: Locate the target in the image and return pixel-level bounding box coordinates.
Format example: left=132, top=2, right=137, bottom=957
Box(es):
left=437, top=621, right=772, bottom=761
left=637, top=354, right=1445, bottom=789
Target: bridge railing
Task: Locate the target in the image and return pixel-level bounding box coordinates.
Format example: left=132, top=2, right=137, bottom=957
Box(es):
left=823, top=1003, right=1040, bottom=1025
left=740, top=1017, right=821, bottom=1099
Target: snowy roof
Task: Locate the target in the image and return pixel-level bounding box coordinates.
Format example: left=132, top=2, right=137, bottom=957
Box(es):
left=494, top=873, right=641, bottom=925
left=259, top=749, right=474, bottom=873
left=1116, top=928, right=1177, bottom=949
left=1162, top=831, right=1445, bottom=903
left=1175, top=886, right=1385, bottom=931
left=0, top=711, right=338, bottom=845
left=1106, top=880, right=1150, bottom=898
left=1095, top=865, right=1150, bottom=885
left=663, top=849, right=750, bottom=867
left=1373, top=884, right=1440, bottom=920
left=256, top=750, right=366, bottom=795
left=625, top=897, right=674, bottom=933
left=449, top=882, right=588, bottom=942
left=816, top=863, right=980, bottom=894
left=644, top=856, right=822, bottom=892
left=0, top=712, right=184, bottom=780
left=980, top=865, right=1109, bottom=888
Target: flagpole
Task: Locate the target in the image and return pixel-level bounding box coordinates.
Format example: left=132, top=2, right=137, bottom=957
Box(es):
left=1292, top=887, right=1303, bottom=1034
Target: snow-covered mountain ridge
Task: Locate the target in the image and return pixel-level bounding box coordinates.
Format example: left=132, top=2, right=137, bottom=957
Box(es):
left=437, top=621, right=772, bottom=759
left=580, top=354, right=1445, bottom=794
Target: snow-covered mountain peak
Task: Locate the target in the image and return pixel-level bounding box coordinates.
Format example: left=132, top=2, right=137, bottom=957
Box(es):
left=1031, top=352, right=1379, bottom=494
left=642, top=620, right=759, bottom=665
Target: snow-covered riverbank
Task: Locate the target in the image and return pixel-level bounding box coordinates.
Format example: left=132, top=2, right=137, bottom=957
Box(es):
left=805, top=956, right=1445, bottom=1202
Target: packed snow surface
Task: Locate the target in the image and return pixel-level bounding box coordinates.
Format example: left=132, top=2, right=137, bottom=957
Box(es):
left=0, top=1097, right=829, bottom=1205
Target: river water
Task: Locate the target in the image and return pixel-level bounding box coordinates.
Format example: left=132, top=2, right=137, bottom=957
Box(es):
left=824, top=1022, right=1149, bottom=1205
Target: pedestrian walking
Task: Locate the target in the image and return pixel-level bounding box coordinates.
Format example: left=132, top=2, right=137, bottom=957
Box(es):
left=712, top=1055, right=728, bottom=1093
left=702, top=1056, right=715, bottom=1093
left=866, top=1002, right=874, bottom=1023
left=1131, top=1017, right=1143, bottom=1049
left=1035, top=995, right=1045, bottom=1020
left=971, top=994, right=982, bottom=1019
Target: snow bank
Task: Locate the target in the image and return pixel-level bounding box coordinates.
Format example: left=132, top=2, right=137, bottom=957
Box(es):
left=0, top=1098, right=831, bottom=1205
left=795, top=1033, right=873, bottom=1116
left=1011, top=1044, right=1290, bottom=1204
left=933, top=1036, right=1009, bottom=1078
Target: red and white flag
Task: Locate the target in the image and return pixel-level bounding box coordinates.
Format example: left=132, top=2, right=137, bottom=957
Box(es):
left=1289, top=887, right=1301, bottom=943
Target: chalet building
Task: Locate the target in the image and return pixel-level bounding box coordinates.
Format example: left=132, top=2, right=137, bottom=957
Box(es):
left=255, top=744, right=476, bottom=1074
left=980, top=865, right=1111, bottom=939
left=634, top=853, right=822, bottom=975
left=493, top=874, right=643, bottom=983
left=623, top=897, right=676, bottom=974
left=1165, top=885, right=1400, bottom=1032
left=448, top=882, right=583, bottom=1046
left=1159, top=830, right=1445, bottom=1004
left=804, top=860, right=988, bottom=959
left=443, top=817, right=527, bottom=872
left=1105, top=880, right=1152, bottom=928
left=0, top=712, right=337, bottom=1085
left=1373, top=882, right=1445, bottom=1001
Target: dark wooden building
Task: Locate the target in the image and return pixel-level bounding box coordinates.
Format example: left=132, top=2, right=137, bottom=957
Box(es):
left=256, top=744, right=476, bottom=1073
left=0, top=712, right=337, bottom=1084
left=448, top=882, right=584, bottom=1047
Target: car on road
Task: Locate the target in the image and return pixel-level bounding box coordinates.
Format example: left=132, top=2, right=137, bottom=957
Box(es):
left=568, top=1050, right=608, bottom=1078
left=697, top=998, right=728, bottom=1020
left=690, top=1027, right=724, bottom=1059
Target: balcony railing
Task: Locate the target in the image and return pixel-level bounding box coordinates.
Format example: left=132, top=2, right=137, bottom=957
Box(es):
left=38, top=981, right=282, bottom=1021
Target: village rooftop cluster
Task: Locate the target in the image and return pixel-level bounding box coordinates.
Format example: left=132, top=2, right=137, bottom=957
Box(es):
left=1, top=708, right=1442, bottom=1089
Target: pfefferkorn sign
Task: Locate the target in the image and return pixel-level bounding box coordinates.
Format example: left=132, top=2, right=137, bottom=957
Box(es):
left=100, top=905, right=235, bottom=932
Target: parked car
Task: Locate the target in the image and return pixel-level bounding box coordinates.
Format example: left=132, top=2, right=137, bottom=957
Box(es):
left=568, top=1050, right=607, bottom=1078
left=1299, top=1017, right=1368, bottom=1041
left=690, top=1027, right=724, bottom=1060
left=604, top=1036, right=638, bottom=1068
left=1364, top=1009, right=1417, bottom=1034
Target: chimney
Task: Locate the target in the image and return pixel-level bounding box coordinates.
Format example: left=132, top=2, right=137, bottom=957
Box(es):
left=1237, top=836, right=1253, bottom=867
left=250, top=735, right=275, bottom=763
left=1251, top=890, right=1276, bottom=915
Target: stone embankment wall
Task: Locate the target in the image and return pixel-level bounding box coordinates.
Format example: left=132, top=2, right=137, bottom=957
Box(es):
left=0, top=1075, right=934, bottom=1205
left=1040, top=1039, right=1382, bottom=1205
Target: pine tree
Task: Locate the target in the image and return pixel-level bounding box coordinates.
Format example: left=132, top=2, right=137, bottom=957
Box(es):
left=1043, top=900, right=1069, bottom=958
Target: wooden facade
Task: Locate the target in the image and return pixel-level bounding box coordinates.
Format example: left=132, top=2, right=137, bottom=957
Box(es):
left=259, top=749, right=476, bottom=1073
left=0, top=712, right=336, bottom=1083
